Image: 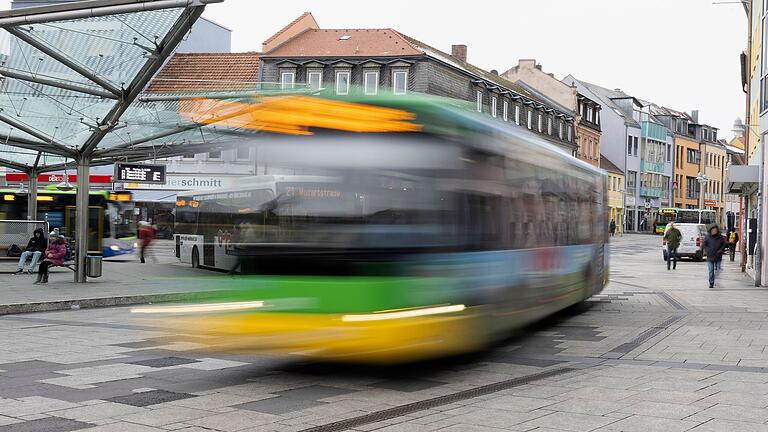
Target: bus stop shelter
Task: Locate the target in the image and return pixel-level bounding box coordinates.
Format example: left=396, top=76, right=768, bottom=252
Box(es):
left=0, top=0, right=236, bottom=282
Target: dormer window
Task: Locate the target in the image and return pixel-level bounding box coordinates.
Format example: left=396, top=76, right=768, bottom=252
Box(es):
left=280, top=71, right=295, bottom=90
left=335, top=70, right=350, bottom=95
left=363, top=70, right=379, bottom=95
left=491, top=96, right=497, bottom=118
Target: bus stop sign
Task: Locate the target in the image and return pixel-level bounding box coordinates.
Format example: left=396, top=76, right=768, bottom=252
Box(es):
left=114, top=163, right=166, bottom=184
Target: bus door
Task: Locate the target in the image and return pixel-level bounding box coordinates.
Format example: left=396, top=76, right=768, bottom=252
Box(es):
left=64, top=206, right=104, bottom=255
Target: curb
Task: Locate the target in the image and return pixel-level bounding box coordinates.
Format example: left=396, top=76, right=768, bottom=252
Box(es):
left=0, top=291, right=223, bottom=316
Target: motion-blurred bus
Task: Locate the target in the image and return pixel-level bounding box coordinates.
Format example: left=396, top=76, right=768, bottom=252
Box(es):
left=160, top=92, right=609, bottom=363
left=0, top=188, right=136, bottom=256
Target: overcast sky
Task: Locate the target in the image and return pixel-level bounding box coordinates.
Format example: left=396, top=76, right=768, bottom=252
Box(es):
left=0, top=0, right=748, bottom=139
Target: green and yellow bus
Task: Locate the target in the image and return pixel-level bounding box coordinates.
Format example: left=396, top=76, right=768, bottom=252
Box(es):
left=0, top=187, right=137, bottom=256
left=655, top=208, right=678, bottom=234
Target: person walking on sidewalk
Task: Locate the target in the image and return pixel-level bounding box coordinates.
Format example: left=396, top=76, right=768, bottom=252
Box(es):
left=14, top=228, right=47, bottom=274
left=138, top=221, right=156, bottom=264
left=703, top=225, right=727, bottom=288
left=728, top=228, right=740, bottom=262
left=609, top=220, right=617, bottom=237
left=34, top=232, right=67, bottom=285
left=664, top=223, right=682, bottom=270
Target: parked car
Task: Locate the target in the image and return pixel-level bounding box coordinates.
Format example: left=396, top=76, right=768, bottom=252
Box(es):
left=662, top=223, right=706, bottom=262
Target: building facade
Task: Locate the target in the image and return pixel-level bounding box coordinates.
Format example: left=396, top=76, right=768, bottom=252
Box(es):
left=652, top=106, right=725, bottom=223
left=564, top=76, right=674, bottom=232
left=601, top=157, right=625, bottom=234
left=258, top=14, right=577, bottom=153
left=501, top=59, right=601, bottom=167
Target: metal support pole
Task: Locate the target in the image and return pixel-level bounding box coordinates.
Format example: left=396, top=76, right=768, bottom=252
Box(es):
left=75, top=157, right=89, bottom=283
left=27, top=171, right=37, bottom=220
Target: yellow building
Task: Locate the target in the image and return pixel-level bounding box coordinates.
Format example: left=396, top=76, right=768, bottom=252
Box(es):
left=601, top=157, right=624, bottom=234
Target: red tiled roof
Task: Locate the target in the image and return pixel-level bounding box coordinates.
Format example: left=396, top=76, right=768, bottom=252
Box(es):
left=264, top=12, right=313, bottom=46
left=146, top=52, right=261, bottom=93
left=263, top=28, right=422, bottom=57
left=600, top=156, right=623, bottom=175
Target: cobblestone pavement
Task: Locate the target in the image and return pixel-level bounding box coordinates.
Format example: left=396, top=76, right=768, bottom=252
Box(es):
left=3, top=234, right=768, bottom=431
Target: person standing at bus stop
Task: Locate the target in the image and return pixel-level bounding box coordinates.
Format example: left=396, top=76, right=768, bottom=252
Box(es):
left=703, top=225, right=727, bottom=288
left=664, top=223, right=681, bottom=271
left=138, top=221, right=156, bottom=264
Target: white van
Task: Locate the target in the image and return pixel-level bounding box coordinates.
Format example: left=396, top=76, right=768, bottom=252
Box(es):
left=662, top=223, right=706, bottom=261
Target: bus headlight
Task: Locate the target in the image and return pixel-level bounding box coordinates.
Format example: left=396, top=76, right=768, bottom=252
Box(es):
left=110, top=245, right=120, bottom=251
left=133, top=242, right=138, bottom=248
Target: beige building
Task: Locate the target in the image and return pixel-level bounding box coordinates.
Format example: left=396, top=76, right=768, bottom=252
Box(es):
left=702, top=141, right=727, bottom=223
left=502, top=59, right=601, bottom=167
left=601, top=157, right=625, bottom=234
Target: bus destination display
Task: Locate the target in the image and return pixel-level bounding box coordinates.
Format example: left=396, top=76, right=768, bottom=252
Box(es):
left=115, top=163, right=166, bottom=184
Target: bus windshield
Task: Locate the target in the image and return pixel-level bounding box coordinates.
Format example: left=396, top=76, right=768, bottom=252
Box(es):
left=656, top=210, right=676, bottom=226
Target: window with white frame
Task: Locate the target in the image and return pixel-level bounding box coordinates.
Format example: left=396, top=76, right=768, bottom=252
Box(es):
left=392, top=70, right=408, bottom=95
left=181, top=153, right=195, bottom=159
left=503, top=100, right=508, bottom=121
left=476, top=91, right=483, bottom=112
left=236, top=146, right=250, bottom=160
left=514, top=105, right=520, bottom=124
left=208, top=150, right=222, bottom=160
left=491, top=96, right=497, bottom=118
left=547, top=117, right=552, bottom=135
left=363, top=70, right=379, bottom=95
left=307, top=70, right=323, bottom=90
left=558, top=121, right=563, bottom=138
left=537, top=113, right=542, bottom=132
left=527, top=110, right=532, bottom=129
left=280, top=71, right=295, bottom=89
left=335, top=70, right=350, bottom=95
left=567, top=125, right=572, bottom=141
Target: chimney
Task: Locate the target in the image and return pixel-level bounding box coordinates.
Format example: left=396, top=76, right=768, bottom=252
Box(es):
left=451, top=44, right=467, bottom=63
left=691, top=110, right=699, bottom=123
left=490, top=69, right=499, bottom=76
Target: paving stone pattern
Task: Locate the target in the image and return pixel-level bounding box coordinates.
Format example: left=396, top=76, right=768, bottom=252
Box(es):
left=2, top=235, right=768, bottom=430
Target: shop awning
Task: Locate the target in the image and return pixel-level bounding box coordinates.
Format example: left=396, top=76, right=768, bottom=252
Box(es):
left=726, top=165, right=760, bottom=194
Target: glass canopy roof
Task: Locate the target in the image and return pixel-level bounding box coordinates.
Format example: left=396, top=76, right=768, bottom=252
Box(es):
left=0, top=0, right=231, bottom=172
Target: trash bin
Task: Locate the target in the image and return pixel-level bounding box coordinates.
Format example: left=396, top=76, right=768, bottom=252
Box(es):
left=86, top=255, right=102, bottom=278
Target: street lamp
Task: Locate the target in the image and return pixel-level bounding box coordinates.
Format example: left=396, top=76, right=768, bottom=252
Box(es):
left=697, top=171, right=708, bottom=210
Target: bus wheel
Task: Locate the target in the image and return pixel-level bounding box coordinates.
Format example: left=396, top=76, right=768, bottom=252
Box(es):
left=192, top=247, right=200, bottom=269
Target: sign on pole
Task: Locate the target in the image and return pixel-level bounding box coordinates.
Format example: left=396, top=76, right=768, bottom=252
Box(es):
left=114, top=163, right=166, bottom=184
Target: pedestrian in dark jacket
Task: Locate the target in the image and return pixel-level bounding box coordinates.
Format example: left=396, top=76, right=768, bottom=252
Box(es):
left=15, top=228, right=47, bottom=274
left=35, top=232, right=67, bottom=285
left=702, top=225, right=727, bottom=288
left=609, top=220, right=617, bottom=237
left=664, top=223, right=682, bottom=270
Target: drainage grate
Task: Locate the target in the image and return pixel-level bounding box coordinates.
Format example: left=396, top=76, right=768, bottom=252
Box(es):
left=297, top=367, right=574, bottom=432
left=654, top=292, right=687, bottom=311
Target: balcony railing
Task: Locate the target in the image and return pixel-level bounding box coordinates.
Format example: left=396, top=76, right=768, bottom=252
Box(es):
left=705, top=192, right=721, bottom=201
left=640, top=187, right=663, bottom=198
left=640, top=160, right=665, bottom=173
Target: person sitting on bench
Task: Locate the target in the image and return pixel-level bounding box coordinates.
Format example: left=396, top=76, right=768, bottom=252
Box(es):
left=35, top=232, right=67, bottom=285
left=14, top=228, right=47, bottom=274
